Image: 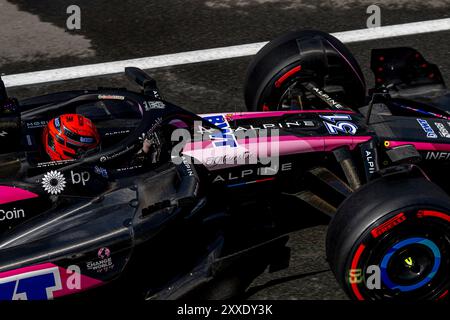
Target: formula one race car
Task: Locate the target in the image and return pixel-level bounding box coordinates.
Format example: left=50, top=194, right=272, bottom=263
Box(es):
left=1, top=29, right=450, bottom=301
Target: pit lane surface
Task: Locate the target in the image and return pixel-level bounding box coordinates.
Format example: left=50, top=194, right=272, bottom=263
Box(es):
left=1, top=0, right=450, bottom=300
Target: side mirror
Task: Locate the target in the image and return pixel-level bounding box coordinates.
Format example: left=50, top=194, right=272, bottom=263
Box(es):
left=125, top=67, right=161, bottom=99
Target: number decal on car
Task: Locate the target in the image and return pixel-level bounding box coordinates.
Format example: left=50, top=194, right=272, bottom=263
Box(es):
left=320, top=114, right=358, bottom=135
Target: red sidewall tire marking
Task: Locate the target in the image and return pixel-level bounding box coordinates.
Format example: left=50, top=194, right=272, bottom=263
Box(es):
left=417, top=210, right=450, bottom=222
left=350, top=243, right=366, bottom=301
left=274, top=65, right=302, bottom=88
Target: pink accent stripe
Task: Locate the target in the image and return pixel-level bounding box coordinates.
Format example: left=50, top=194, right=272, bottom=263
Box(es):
left=169, top=119, right=189, bottom=128
left=200, top=110, right=355, bottom=121
left=0, top=263, right=104, bottom=299
left=0, top=263, right=55, bottom=278
left=0, top=186, right=39, bottom=205
left=54, top=265, right=103, bottom=298
left=184, top=135, right=372, bottom=152
left=255, top=136, right=372, bottom=155
left=386, top=141, right=450, bottom=151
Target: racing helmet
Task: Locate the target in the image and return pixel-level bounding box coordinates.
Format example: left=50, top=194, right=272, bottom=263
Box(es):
left=43, top=114, right=100, bottom=160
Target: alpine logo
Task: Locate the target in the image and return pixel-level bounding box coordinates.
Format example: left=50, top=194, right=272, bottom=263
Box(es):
left=0, top=131, right=7, bottom=137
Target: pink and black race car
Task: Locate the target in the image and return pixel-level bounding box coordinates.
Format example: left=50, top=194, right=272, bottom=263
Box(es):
left=0, top=30, right=449, bottom=301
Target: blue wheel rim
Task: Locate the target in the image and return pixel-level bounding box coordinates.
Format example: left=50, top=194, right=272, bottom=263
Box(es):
left=380, top=237, right=441, bottom=292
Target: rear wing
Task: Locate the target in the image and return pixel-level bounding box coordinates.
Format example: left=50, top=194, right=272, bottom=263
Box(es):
left=370, top=47, right=446, bottom=96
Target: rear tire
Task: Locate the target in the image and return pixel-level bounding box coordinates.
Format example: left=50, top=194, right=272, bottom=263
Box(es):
left=326, top=175, right=450, bottom=300
left=244, top=30, right=366, bottom=111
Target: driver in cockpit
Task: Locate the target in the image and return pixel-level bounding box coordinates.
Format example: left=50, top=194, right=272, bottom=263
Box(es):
left=43, top=114, right=100, bottom=161
left=42, top=114, right=162, bottom=167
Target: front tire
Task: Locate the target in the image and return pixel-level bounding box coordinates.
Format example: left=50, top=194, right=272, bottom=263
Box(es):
left=326, top=175, right=450, bottom=300
left=244, top=30, right=366, bottom=111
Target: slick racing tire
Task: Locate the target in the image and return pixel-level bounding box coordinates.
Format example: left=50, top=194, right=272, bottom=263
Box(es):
left=326, top=175, right=450, bottom=300
left=244, top=30, right=366, bottom=111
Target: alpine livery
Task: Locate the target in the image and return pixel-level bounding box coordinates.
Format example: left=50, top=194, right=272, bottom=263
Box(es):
left=0, top=30, right=450, bottom=301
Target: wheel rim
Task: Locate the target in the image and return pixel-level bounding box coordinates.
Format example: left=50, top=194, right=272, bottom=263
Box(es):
left=381, top=237, right=441, bottom=292
left=263, top=77, right=322, bottom=111
left=262, top=77, right=350, bottom=112
left=346, top=208, right=450, bottom=300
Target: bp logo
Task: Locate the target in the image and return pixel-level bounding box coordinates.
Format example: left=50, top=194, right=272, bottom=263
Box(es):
left=42, top=171, right=67, bottom=195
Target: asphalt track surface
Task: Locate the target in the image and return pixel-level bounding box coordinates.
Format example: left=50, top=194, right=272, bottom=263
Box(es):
left=1, top=0, right=450, bottom=300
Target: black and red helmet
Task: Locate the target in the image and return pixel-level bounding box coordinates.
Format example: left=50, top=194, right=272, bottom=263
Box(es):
left=43, top=114, right=100, bottom=161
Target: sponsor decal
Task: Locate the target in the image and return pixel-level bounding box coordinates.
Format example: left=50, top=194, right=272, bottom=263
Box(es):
left=197, top=121, right=307, bottom=134
left=417, top=119, right=437, bottom=138
left=104, top=130, right=130, bottom=136
left=364, top=150, right=376, bottom=174
left=202, top=115, right=238, bottom=148
left=26, top=120, right=48, bottom=129
left=0, top=266, right=62, bottom=300
left=86, top=247, right=114, bottom=273
left=0, top=131, right=8, bottom=137
left=320, top=114, right=358, bottom=135
left=98, top=247, right=110, bottom=259
left=152, top=90, right=161, bottom=100
left=70, top=171, right=90, bottom=186
left=152, top=117, right=164, bottom=130
left=232, top=121, right=303, bottom=132
left=80, top=137, right=94, bottom=143
left=435, top=122, right=450, bottom=138
left=116, top=165, right=142, bottom=172
left=181, top=156, right=194, bottom=176
left=94, top=166, right=108, bottom=178
left=42, top=170, right=66, bottom=195
left=360, top=142, right=379, bottom=178
left=143, top=101, right=165, bottom=111
left=0, top=263, right=101, bottom=300
left=98, top=94, right=125, bottom=100
left=180, top=118, right=281, bottom=170
left=212, top=163, right=292, bottom=183
left=100, top=145, right=134, bottom=162
left=311, top=87, right=344, bottom=109
left=37, top=159, right=75, bottom=168
left=425, top=151, right=450, bottom=160
left=0, top=208, right=25, bottom=221
left=205, top=151, right=252, bottom=168
left=371, top=213, right=407, bottom=238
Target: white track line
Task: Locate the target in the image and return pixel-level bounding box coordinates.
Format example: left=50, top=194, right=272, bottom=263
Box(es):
left=3, top=18, right=450, bottom=88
